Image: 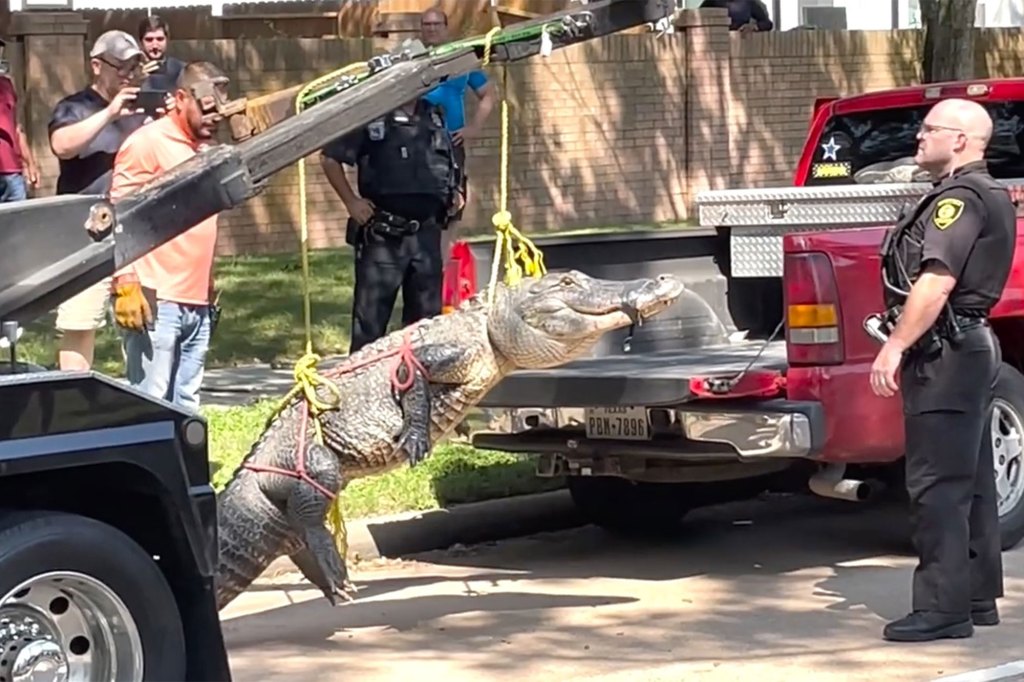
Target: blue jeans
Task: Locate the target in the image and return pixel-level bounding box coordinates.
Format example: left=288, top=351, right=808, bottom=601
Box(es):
left=0, top=173, right=26, bottom=202
left=122, top=300, right=211, bottom=412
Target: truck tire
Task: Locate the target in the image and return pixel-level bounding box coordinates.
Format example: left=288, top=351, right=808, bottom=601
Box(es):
left=993, top=364, right=1024, bottom=551
left=567, top=477, right=691, bottom=536
left=0, top=510, right=186, bottom=681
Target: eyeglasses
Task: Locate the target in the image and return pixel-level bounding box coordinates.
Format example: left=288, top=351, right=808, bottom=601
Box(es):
left=98, top=57, right=140, bottom=76
left=919, top=123, right=964, bottom=135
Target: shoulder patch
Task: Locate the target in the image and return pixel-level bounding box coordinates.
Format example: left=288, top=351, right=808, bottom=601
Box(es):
left=932, top=197, right=965, bottom=230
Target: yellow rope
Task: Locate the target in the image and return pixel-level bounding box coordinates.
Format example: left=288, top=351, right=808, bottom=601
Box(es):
left=272, top=59, right=370, bottom=565
left=480, top=26, right=547, bottom=307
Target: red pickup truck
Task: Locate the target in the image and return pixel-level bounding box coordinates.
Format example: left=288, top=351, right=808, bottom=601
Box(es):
left=470, top=77, right=1024, bottom=550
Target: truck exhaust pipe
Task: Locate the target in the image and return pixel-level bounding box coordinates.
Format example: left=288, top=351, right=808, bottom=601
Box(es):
left=808, top=463, right=874, bottom=502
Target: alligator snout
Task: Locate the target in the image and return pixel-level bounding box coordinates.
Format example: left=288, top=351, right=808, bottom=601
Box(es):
left=622, top=274, right=685, bottom=322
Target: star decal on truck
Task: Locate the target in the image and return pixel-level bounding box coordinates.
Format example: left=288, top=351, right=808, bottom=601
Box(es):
left=821, top=136, right=841, bottom=161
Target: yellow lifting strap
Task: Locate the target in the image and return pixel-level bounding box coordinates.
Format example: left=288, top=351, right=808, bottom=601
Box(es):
left=480, top=26, right=547, bottom=307
left=272, top=60, right=370, bottom=564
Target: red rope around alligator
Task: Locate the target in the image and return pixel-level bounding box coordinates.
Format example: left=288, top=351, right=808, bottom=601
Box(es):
left=241, top=326, right=427, bottom=497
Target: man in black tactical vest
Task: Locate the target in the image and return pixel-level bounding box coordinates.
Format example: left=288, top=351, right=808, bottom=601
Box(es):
left=869, top=98, right=1016, bottom=642
left=321, top=97, right=463, bottom=353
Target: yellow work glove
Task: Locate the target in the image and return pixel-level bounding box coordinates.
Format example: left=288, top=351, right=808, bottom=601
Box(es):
left=112, top=278, right=152, bottom=332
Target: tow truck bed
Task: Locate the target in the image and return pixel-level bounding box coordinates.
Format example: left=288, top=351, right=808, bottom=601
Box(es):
left=478, top=340, right=788, bottom=408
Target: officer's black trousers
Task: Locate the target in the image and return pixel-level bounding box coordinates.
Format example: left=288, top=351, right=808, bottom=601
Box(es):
left=900, top=324, right=1004, bottom=616
left=349, top=224, right=443, bottom=354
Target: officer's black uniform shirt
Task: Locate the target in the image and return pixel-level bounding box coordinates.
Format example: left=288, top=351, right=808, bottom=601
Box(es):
left=48, top=87, right=146, bottom=195
left=323, top=99, right=456, bottom=222
left=915, top=160, right=1016, bottom=312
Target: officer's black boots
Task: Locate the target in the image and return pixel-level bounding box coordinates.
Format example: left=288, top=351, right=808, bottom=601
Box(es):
left=971, top=599, right=1000, bottom=626
left=883, top=611, right=973, bottom=642
left=882, top=598, right=1001, bottom=641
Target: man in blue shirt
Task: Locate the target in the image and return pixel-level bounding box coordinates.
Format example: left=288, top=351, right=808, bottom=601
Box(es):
left=419, top=7, right=496, bottom=260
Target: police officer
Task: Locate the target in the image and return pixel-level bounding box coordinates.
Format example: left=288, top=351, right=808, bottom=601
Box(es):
left=321, top=97, right=462, bottom=353
left=870, top=98, right=1015, bottom=642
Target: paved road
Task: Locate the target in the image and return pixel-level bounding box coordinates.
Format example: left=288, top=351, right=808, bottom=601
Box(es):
left=220, top=493, right=1024, bottom=682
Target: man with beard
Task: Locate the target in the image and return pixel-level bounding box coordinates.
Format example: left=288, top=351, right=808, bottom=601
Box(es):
left=107, top=61, right=230, bottom=412
left=137, top=15, right=186, bottom=93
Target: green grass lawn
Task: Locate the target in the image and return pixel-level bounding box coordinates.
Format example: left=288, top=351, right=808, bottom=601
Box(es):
left=203, top=399, right=564, bottom=519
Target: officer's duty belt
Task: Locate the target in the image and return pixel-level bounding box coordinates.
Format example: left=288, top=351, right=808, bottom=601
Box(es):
left=950, top=312, right=988, bottom=333
left=368, top=210, right=436, bottom=238
left=909, top=305, right=987, bottom=352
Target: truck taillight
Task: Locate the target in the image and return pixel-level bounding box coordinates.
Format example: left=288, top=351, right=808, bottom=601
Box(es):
left=784, top=252, right=844, bottom=365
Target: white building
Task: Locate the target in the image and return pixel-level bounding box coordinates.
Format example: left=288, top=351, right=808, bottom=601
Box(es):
left=682, top=0, right=1024, bottom=30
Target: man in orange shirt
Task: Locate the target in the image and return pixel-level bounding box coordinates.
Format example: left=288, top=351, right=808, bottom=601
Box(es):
left=108, top=61, right=229, bottom=411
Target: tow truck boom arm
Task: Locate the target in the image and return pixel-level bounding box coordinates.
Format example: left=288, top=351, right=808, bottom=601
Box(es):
left=0, top=0, right=679, bottom=327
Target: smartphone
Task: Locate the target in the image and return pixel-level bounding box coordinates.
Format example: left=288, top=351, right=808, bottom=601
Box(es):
left=132, top=90, right=169, bottom=116
left=863, top=313, right=890, bottom=345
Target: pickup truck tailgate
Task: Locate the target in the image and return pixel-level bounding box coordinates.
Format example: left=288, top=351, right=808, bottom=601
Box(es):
left=479, top=340, right=788, bottom=408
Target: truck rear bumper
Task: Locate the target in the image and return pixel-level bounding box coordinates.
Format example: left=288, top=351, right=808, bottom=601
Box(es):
left=472, top=399, right=826, bottom=462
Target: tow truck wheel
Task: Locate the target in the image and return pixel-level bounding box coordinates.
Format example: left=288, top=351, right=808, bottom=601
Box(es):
left=0, top=510, right=186, bottom=681
left=994, top=364, right=1024, bottom=551
left=567, top=477, right=691, bottom=536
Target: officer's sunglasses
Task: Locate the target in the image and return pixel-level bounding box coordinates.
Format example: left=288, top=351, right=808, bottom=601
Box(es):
left=919, top=123, right=964, bottom=135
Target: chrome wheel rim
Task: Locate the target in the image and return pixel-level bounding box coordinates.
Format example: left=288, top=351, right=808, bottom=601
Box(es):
left=0, top=571, right=143, bottom=682
left=993, top=398, right=1024, bottom=519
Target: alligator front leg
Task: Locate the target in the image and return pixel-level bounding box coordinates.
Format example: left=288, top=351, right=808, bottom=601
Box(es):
left=284, top=440, right=353, bottom=605
left=393, top=342, right=471, bottom=466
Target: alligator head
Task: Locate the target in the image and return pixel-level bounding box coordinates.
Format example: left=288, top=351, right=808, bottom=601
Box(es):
left=487, top=269, right=685, bottom=369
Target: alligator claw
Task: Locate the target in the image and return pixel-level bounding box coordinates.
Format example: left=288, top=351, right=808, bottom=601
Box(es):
left=290, top=530, right=354, bottom=606
left=396, top=428, right=431, bottom=467
left=394, top=350, right=433, bottom=467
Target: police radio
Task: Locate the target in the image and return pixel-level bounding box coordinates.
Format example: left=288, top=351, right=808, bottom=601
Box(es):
left=863, top=313, right=892, bottom=345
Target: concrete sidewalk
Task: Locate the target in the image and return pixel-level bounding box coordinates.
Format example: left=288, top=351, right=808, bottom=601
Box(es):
left=223, top=494, right=1024, bottom=682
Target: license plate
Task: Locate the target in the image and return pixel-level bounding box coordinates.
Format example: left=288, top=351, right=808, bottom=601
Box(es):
left=584, top=406, right=650, bottom=440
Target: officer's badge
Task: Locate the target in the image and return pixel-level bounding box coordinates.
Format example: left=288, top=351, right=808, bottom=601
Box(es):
left=368, top=119, right=386, bottom=141
left=932, top=197, right=965, bottom=230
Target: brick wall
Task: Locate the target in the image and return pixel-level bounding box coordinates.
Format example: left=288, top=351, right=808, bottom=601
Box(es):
left=11, top=9, right=1024, bottom=256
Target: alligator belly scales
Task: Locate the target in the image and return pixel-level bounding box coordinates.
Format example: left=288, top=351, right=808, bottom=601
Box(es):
left=214, top=271, right=685, bottom=608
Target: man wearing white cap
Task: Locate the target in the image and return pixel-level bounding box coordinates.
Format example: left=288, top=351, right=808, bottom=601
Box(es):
left=48, top=29, right=150, bottom=371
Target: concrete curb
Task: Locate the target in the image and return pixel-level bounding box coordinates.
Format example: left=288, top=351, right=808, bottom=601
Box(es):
left=259, top=488, right=585, bottom=580
left=934, top=661, right=1024, bottom=682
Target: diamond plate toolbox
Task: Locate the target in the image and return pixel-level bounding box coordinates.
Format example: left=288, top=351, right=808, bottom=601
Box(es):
left=694, top=182, right=934, bottom=278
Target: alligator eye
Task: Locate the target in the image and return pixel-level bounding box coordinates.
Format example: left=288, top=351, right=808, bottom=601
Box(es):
left=560, top=276, right=575, bottom=288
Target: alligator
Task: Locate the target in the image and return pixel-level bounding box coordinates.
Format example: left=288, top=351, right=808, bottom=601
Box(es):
left=214, top=270, right=685, bottom=608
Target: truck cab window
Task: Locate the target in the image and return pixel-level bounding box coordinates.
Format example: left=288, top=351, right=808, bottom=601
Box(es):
left=805, top=101, right=1024, bottom=185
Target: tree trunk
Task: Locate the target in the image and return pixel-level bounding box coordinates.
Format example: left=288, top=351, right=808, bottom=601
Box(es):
left=919, top=0, right=978, bottom=83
